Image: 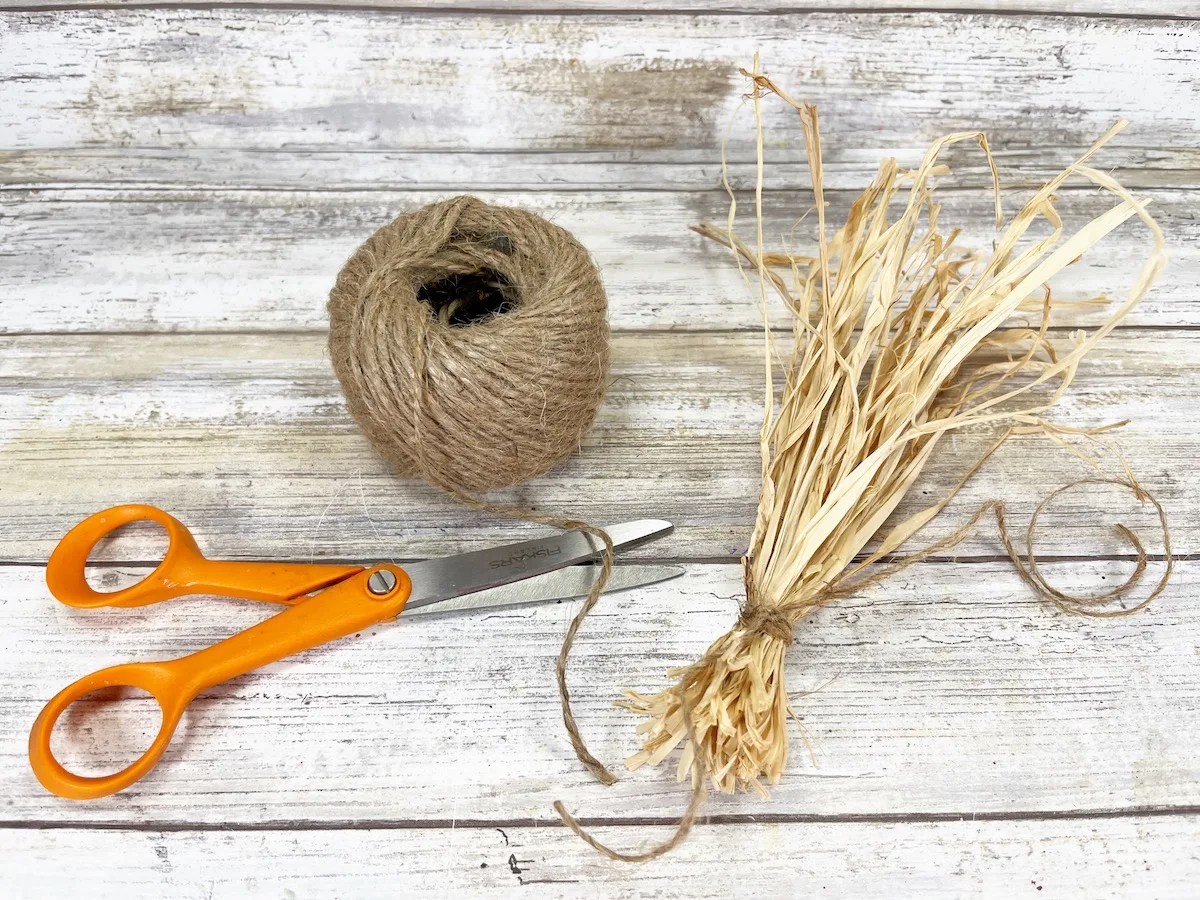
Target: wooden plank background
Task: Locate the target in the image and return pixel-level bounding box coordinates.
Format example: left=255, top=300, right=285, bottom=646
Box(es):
left=6, top=1, right=1200, bottom=15
left=2, top=190, right=1198, bottom=331
left=1, top=3, right=1197, bottom=897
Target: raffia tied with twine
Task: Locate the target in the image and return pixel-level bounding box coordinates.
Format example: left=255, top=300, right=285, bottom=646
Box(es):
left=555, top=66, right=1172, bottom=859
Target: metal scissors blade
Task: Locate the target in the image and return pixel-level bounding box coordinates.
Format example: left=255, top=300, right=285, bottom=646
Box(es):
left=401, top=563, right=683, bottom=617
left=400, top=519, right=672, bottom=610
left=29, top=505, right=676, bottom=801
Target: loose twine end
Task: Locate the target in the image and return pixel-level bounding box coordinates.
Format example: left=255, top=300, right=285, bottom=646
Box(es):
left=552, top=667, right=708, bottom=863
left=555, top=525, right=619, bottom=787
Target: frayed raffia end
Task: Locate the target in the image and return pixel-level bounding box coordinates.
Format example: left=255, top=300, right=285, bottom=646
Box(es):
left=618, top=627, right=791, bottom=797
left=618, top=566, right=802, bottom=796
left=619, top=472, right=1174, bottom=798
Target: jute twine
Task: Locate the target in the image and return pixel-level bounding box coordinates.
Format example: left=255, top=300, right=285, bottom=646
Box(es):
left=327, top=194, right=624, bottom=794
left=329, top=195, right=610, bottom=493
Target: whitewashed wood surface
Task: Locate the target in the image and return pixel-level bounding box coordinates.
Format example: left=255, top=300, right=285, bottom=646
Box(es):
left=1, top=5, right=1198, bottom=899
left=7, top=1, right=1198, bottom=13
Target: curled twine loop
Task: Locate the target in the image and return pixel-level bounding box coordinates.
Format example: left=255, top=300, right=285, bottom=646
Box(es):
left=997, top=477, right=1173, bottom=617
left=828, top=476, right=1173, bottom=616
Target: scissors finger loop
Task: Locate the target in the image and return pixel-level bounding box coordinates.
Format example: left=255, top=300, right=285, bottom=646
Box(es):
left=46, top=504, right=205, bottom=609
left=27, top=661, right=193, bottom=801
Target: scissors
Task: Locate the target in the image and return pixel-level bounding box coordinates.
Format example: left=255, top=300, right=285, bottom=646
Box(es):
left=29, top=504, right=678, bottom=800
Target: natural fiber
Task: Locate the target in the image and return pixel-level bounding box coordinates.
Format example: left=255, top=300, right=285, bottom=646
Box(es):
left=327, top=195, right=622, bottom=787
left=559, top=61, right=1171, bottom=860
left=329, top=195, right=610, bottom=492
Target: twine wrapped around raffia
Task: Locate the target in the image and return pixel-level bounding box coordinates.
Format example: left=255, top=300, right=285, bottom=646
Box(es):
left=556, top=64, right=1171, bottom=860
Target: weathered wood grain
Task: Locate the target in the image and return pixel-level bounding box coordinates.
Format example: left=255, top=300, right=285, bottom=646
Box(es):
left=0, top=560, right=1192, bottom=824
left=1, top=1, right=1197, bottom=893
left=0, top=330, right=1191, bottom=564
left=6, top=145, right=1200, bottom=193
left=2, top=11, right=1197, bottom=167
left=5, top=1, right=1197, bottom=15
left=7, top=815, right=1200, bottom=899
left=9, top=146, right=1200, bottom=194
left=0, top=187, right=1189, bottom=333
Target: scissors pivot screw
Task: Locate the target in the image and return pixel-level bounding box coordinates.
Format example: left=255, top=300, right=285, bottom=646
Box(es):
left=367, top=569, right=398, bottom=596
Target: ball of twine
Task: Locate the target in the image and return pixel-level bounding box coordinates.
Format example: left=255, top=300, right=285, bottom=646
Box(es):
left=328, top=195, right=610, bottom=492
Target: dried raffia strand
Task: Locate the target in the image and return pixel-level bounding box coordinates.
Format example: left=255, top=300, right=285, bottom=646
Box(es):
left=618, top=59, right=1169, bottom=817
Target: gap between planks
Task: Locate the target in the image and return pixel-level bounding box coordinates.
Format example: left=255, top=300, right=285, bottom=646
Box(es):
left=4, top=162, right=1198, bottom=192
left=6, top=803, right=1200, bottom=833
left=0, top=552, right=1188, bottom=568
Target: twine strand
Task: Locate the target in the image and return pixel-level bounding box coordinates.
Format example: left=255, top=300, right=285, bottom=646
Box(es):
left=328, top=195, right=621, bottom=789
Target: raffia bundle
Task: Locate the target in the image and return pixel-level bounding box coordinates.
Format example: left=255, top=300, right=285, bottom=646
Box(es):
left=556, top=65, right=1170, bottom=860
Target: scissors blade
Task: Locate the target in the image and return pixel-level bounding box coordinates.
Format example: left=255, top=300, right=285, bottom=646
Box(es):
left=400, top=519, right=672, bottom=611
left=401, top=564, right=683, bottom=617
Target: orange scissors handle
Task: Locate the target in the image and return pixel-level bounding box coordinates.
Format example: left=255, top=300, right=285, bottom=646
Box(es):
left=29, top=560, right=412, bottom=800
left=46, top=504, right=363, bottom=609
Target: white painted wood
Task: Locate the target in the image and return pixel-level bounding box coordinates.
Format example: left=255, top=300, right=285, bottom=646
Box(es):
left=0, top=187, right=1191, bottom=333
left=6, top=816, right=1200, bottom=899
left=0, top=560, right=1193, bottom=824
left=5, top=0, right=1197, bottom=14
left=7, top=146, right=1198, bottom=192
left=0, top=331, right=1189, bottom=563
left=2, top=12, right=1196, bottom=164
left=2, top=4, right=1198, bottom=890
